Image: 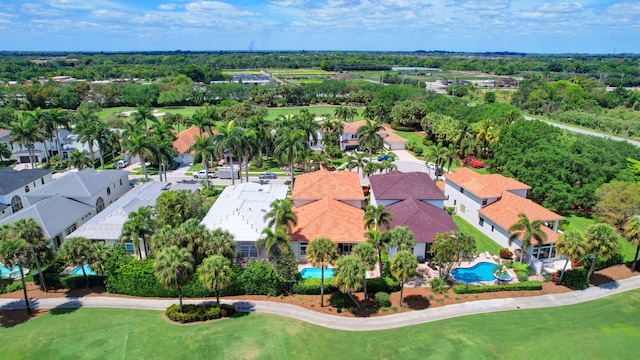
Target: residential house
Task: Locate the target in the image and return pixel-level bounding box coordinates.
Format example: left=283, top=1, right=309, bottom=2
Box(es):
left=443, top=168, right=563, bottom=273
left=0, top=168, right=53, bottom=220
left=69, top=181, right=199, bottom=257
left=0, top=128, right=99, bottom=164
left=290, top=170, right=366, bottom=261
left=369, top=171, right=458, bottom=259
left=336, top=121, right=406, bottom=151
left=173, top=127, right=205, bottom=165
left=201, top=182, right=288, bottom=259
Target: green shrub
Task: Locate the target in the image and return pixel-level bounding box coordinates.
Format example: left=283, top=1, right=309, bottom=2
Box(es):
left=429, top=278, right=448, bottom=294
left=366, top=277, right=401, bottom=294
left=0, top=279, right=23, bottom=294
left=200, top=187, right=223, bottom=197
left=106, top=259, right=175, bottom=297
left=444, top=206, right=456, bottom=216
left=560, top=267, right=589, bottom=289
left=241, top=260, right=286, bottom=296
left=453, top=281, right=543, bottom=294
left=596, top=251, right=624, bottom=271
left=292, top=278, right=338, bottom=295
left=374, top=292, right=391, bottom=307
left=516, top=271, right=530, bottom=282
left=390, top=123, right=417, bottom=132
left=413, top=147, right=424, bottom=156
left=38, top=273, right=105, bottom=290
left=329, top=291, right=352, bottom=309
left=165, top=303, right=236, bottom=323
left=404, top=139, right=417, bottom=151
left=509, top=262, right=531, bottom=273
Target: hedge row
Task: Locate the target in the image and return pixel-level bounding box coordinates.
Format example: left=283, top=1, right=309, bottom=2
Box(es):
left=291, top=277, right=400, bottom=295
left=0, top=280, right=23, bottom=294
left=34, top=274, right=105, bottom=289
left=166, top=303, right=236, bottom=323
left=453, top=281, right=543, bottom=294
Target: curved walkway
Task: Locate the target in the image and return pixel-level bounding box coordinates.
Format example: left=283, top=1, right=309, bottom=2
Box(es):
left=1, top=276, right=639, bottom=331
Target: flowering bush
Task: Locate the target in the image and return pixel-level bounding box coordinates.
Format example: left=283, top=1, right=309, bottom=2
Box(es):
left=499, top=248, right=513, bottom=259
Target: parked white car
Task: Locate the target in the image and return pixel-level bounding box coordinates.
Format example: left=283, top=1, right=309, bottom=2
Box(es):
left=116, top=159, right=128, bottom=168
left=193, top=170, right=217, bottom=179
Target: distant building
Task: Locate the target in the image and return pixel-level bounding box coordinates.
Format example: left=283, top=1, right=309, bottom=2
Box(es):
left=0, top=168, right=53, bottom=220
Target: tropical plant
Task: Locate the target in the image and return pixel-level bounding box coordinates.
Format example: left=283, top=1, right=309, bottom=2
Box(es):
left=363, top=161, right=379, bottom=177
left=189, top=135, right=217, bottom=187
left=364, top=204, right=393, bottom=232
left=306, top=237, right=339, bottom=306
left=352, top=242, right=376, bottom=300
left=346, top=151, right=369, bottom=178
left=263, top=199, right=298, bottom=234
left=364, top=229, right=388, bottom=279
left=508, top=213, right=548, bottom=263
left=188, top=104, right=218, bottom=135
left=119, top=206, right=156, bottom=258
left=625, top=217, right=640, bottom=272
left=334, top=255, right=366, bottom=309
left=390, top=250, right=418, bottom=306
left=555, top=228, right=586, bottom=283
left=10, top=114, right=45, bottom=168
left=246, top=115, right=272, bottom=167
left=88, top=242, right=113, bottom=276
left=198, top=255, right=233, bottom=306
left=122, top=123, right=155, bottom=181
left=431, top=231, right=477, bottom=278
left=273, top=126, right=308, bottom=185
left=154, top=246, right=194, bottom=312
left=583, top=223, right=620, bottom=280
left=8, top=218, right=49, bottom=292
left=357, top=119, right=384, bottom=163
left=256, top=227, right=290, bottom=259
left=212, top=120, right=245, bottom=185
left=207, top=228, right=237, bottom=261
left=0, top=236, right=31, bottom=314
left=68, top=149, right=92, bottom=170
left=58, top=237, right=93, bottom=288
left=0, top=142, right=11, bottom=160
left=424, top=142, right=447, bottom=177
left=388, top=226, right=416, bottom=252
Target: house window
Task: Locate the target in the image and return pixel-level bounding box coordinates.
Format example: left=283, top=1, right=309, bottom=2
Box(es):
left=491, top=225, right=495, bottom=232
left=96, top=197, right=105, bottom=213
left=11, top=196, right=23, bottom=213
left=479, top=218, right=484, bottom=227
left=300, top=242, right=308, bottom=255
left=453, top=200, right=457, bottom=206
left=482, top=199, right=487, bottom=206
left=64, top=224, right=77, bottom=236
left=107, top=187, right=111, bottom=196
left=460, top=187, right=464, bottom=193
left=24, top=185, right=30, bottom=193
left=532, top=244, right=557, bottom=260
left=41, top=178, right=45, bottom=185
left=459, top=204, right=466, bottom=213
left=120, top=179, right=123, bottom=186
left=338, top=243, right=354, bottom=255
left=239, top=243, right=258, bottom=258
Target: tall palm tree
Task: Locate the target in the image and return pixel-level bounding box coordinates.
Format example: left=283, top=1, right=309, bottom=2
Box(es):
left=390, top=250, right=418, bottom=306
left=357, top=119, right=384, bottom=163
left=380, top=159, right=397, bottom=174
left=472, top=119, right=498, bottom=156
left=133, top=104, right=154, bottom=128
left=92, top=121, right=115, bottom=169
left=584, top=223, right=620, bottom=280
left=10, top=115, right=44, bottom=168
left=274, top=127, right=308, bottom=186
left=122, top=124, right=155, bottom=182
left=346, top=151, right=369, bottom=178
left=364, top=228, right=388, bottom=279
left=364, top=204, right=394, bottom=232
left=238, top=129, right=258, bottom=183
left=256, top=227, right=290, bottom=259
left=74, top=110, right=99, bottom=168
left=352, top=242, right=376, bottom=300
left=334, top=255, right=366, bottom=309
left=388, top=226, right=416, bottom=252
left=334, top=104, right=350, bottom=124
left=459, top=134, right=482, bottom=168
left=45, top=108, right=71, bottom=166
left=306, top=237, right=338, bottom=307
left=25, top=108, right=51, bottom=164
left=154, top=246, right=194, bottom=312
left=208, top=228, right=237, bottom=260
left=298, top=109, right=321, bottom=147
left=9, top=219, right=49, bottom=292
left=88, top=242, right=113, bottom=276
left=246, top=115, right=272, bottom=167
left=188, top=104, right=219, bottom=136
left=424, top=142, right=447, bottom=177
left=58, top=237, right=93, bottom=289
left=150, top=118, right=177, bottom=181
left=363, top=162, right=379, bottom=177
left=508, top=213, right=548, bottom=263
left=625, top=217, right=640, bottom=272
left=212, top=120, right=244, bottom=186
left=198, top=254, right=233, bottom=306
left=68, top=149, right=92, bottom=170
left=120, top=206, right=156, bottom=258
left=0, top=237, right=31, bottom=314
left=189, top=135, right=217, bottom=188
left=555, top=228, right=586, bottom=283
left=264, top=199, right=298, bottom=233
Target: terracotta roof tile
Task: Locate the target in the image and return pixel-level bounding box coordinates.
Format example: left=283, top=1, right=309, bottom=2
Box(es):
left=444, top=167, right=531, bottom=198
left=173, top=127, right=216, bottom=154
left=292, top=169, right=365, bottom=201
left=479, top=191, right=563, bottom=244
left=343, top=120, right=367, bottom=134
left=387, top=198, right=458, bottom=243
left=436, top=181, right=445, bottom=192
left=370, top=171, right=446, bottom=201
left=380, top=124, right=407, bottom=146
left=291, top=198, right=366, bottom=243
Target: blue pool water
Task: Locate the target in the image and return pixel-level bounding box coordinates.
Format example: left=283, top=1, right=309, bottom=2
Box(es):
left=451, top=262, right=510, bottom=283
left=0, top=264, right=22, bottom=279
left=300, top=267, right=335, bottom=279
left=71, top=264, right=96, bottom=276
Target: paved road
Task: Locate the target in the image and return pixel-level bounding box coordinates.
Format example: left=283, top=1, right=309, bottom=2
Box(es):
left=2, top=275, right=638, bottom=331
left=524, top=116, right=640, bottom=147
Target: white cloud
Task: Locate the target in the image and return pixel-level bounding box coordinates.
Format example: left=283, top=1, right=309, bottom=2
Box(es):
left=159, top=3, right=177, bottom=11
left=538, top=3, right=582, bottom=13
left=606, top=2, right=640, bottom=15
left=185, top=1, right=256, bottom=16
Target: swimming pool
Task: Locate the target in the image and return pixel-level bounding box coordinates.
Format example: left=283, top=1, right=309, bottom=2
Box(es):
left=451, top=262, right=510, bottom=283
left=300, top=267, right=335, bottom=279
left=0, top=264, right=22, bottom=279
left=71, top=264, right=96, bottom=276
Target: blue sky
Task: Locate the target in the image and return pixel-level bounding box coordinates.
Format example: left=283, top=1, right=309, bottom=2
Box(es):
left=0, top=0, right=638, bottom=53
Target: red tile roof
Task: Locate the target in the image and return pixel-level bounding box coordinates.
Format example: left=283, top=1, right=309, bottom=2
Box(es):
left=436, top=181, right=446, bottom=192
left=291, top=198, right=366, bottom=243
left=370, top=171, right=446, bottom=201
left=387, top=198, right=458, bottom=243
left=173, top=127, right=215, bottom=155
left=478, top=191, right=563, bottom=244
left=292, top=169, right=364, bottom=201
left=343, top=120, right=367, bottom=134
left=444, top=167, right=531, bottom=198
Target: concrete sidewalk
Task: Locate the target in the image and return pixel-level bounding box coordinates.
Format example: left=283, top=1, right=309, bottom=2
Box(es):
left=1, top=275, right=639, bottom=331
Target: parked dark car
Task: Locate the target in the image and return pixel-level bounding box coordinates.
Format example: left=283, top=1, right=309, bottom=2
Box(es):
left=259, top=172, right=277, bottom=179
left=377, top=154, right=395, bottom=161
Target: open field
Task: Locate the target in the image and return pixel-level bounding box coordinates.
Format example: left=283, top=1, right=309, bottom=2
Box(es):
left=267, top=68, right=335, bottom=77
left=2, top=289, right=639, bottom=359
left=453, top=215, right=502, bottom=254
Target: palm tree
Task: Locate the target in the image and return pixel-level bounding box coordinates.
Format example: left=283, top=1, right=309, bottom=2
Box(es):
left=0, top=142, right=11, bottom=161
left=274, top=126, right=308, bottom=185
left=93, top=121, right=115, bottom=169
left=364, top=204, right=394, bottom=232
left=388, top=226, right=416, bottom=252
left=88, top=242, right=113, bottom=276
left=122, top=125, right=155, bottom=182
left=363, top=162, right=379, bottom=177
left=379, top=159, right=397, bottom=174
left=45, top=109, right=71, bottom=166
left=189, top=135, right=217, bottom=188
left=555, top=228, right=586, bottom=283
left=58, top=237, right=93, bottom=288
left=119, top=206, right=156, bottom=258
left=208, top=228, right=237, bottom=260
left=357, top=119, right=384, bottom=163
left=364, top=229, right=388, bottom=279
left=334, top=255, right=366, bottom=309
left=256, top=227, right=290, bottom=259
left=26, top=108, right=51, bottom=164
left=133, top=104, right=154, bottom=127
left=9, top=219, right=49, bottom=292
left=352, top=242, right=376, bottom=300
left=198, top=255, right=233, bottom=306
left=584, top=223, right=620, bottom=280
left=154, top=246, right=194, bottom=312
left=246, top=115, right=272, bottom=167
left=10, top=115, right=44, bottom=168
left=0, top=237, right=31, bottom=314
left=188, top=105, right=218, bottom=136
left=150, top=118, right=177, bottom=181
left=625, top=217, right=640, bottom=272
left=390, top=250, right=418, bottom=306
left=298, top=109, right=321, bottom=147
left=334, top=104, right=350, bottom=124
left=346, top=151, right=368, bottom=178
left=508, top=213, right=548, bottom=263
left=424, top=142, right=447, bottom=177
left=306, top=237, right=338, bottom=307
left=472, top=119, right=498, bottom=156
left=68, top=149, right=92, bottom=170
left=213, top=120, right=245, bottom=186
left=459, top=134, right=482, bottom=167
left=263, top=199, right=298, bottom=233
left=238, top=129, right=258, bottom=183
left=74, top=110, right=99, bottom=168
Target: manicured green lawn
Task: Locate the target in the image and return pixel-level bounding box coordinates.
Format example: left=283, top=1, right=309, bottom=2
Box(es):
left=395, top=131, right=426, bottom=152
left=453, top=215, right=502, bottom=254
left=561, top=213, right=637, bottom=262
left=3, top=289, right=640, bottom=359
